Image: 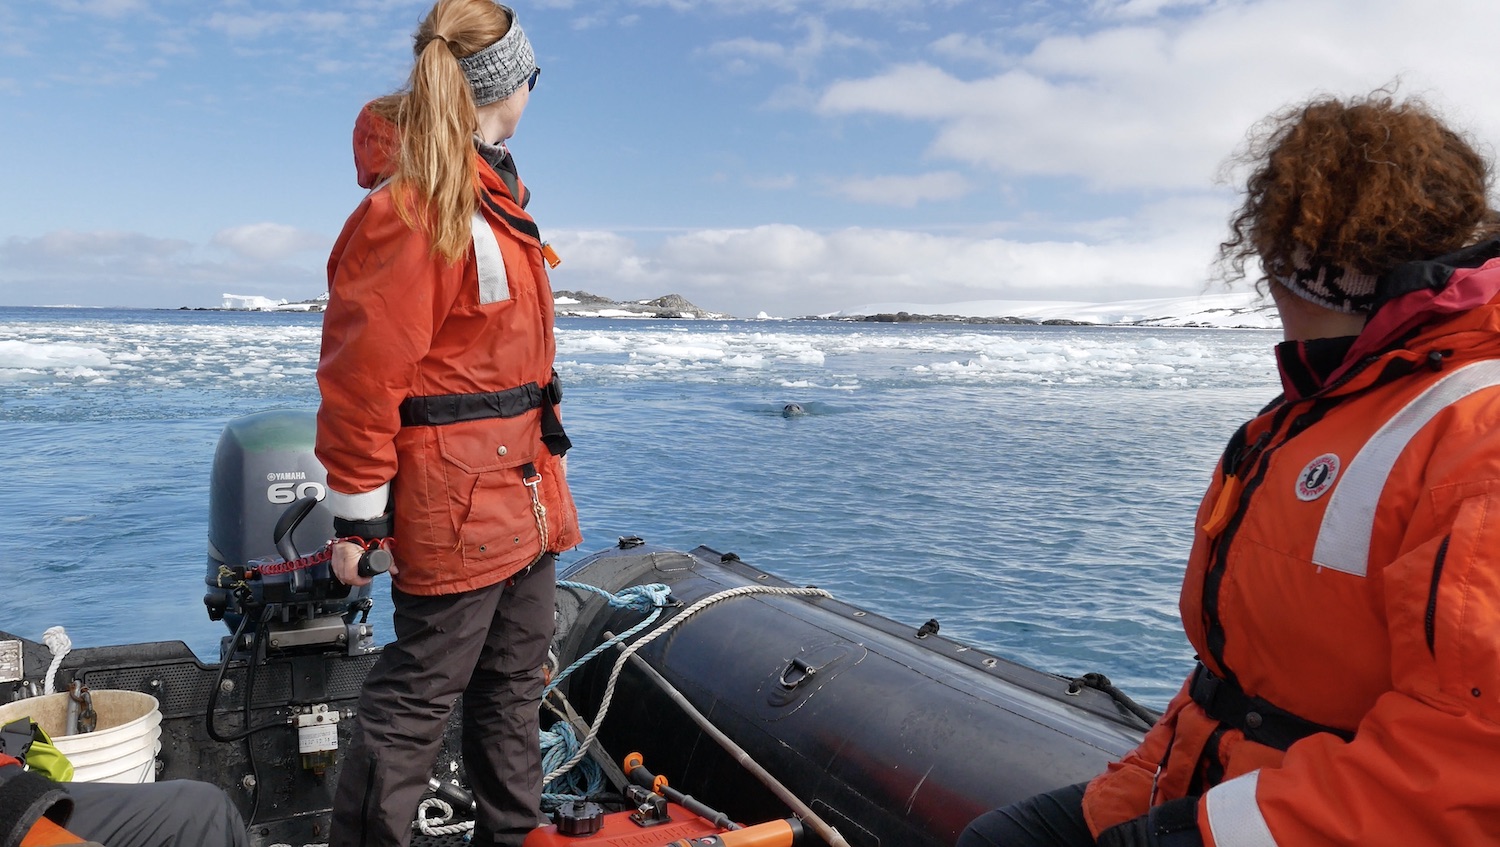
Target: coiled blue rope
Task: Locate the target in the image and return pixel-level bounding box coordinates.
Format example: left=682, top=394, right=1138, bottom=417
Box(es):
left=538, top=580, right=672, bottom=807
left=540, top=721, right=604, bottom=806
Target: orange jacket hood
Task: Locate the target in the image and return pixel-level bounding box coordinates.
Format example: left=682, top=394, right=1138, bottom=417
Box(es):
left=351, top=102, right=398, bottom=190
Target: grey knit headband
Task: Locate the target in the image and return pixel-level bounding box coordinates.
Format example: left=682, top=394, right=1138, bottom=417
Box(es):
left=1274, top=257, right=1379, bottom=315
left=455, top=6, right=535, bottom=106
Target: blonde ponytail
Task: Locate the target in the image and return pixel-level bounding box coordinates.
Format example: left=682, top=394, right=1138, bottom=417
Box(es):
left=380, top=0, right=512, bottom=263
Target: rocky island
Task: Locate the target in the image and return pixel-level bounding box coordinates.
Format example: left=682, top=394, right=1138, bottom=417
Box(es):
left=552, top=291, right=729, bottom=320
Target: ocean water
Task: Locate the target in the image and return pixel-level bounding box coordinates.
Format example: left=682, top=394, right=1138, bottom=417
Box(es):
left=0, top=306, right=1282, bottom=707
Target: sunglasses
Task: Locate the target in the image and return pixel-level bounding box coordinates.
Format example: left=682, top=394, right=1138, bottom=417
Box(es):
left=528, top=66, right=541, bottom=91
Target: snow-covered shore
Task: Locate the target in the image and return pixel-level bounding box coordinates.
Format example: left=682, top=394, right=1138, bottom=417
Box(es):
left=826, top=291, right=1277, bottom=329
left=217, top=289, right=1278, bottom=329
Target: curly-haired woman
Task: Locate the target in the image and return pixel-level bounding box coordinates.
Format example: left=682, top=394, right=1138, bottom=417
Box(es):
left=960, top=90, right=1500, bottom=847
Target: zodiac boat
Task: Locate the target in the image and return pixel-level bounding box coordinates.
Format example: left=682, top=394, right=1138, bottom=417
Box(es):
left=0, top=410, right=1149, bottom=847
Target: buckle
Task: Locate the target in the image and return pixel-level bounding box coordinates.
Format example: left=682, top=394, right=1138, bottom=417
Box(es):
left=0, top=718, right=32, bottom=760
left=1189, top=662, right=1220, bottom=707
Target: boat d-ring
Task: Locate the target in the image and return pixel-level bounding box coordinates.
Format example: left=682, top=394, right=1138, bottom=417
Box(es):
left=778, top=657, right=818, bottom=690
left=762, top=642, right=865, bottom=713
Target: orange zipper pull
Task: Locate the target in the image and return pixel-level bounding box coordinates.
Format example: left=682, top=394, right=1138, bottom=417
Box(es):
left=541, top=242, right=561, bottom=269
left=1201, top=474, right=1242, bottom=539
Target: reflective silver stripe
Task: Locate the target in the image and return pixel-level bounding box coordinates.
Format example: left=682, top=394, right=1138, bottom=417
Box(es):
left=1312, top=360, right=1500, bottom=576
left=325, top=483, right=390, bottom=522
left=367, top=180, right=509, bottom=305
left=1204, top=770, right=1278, bottom=847
left=471, top=210, right=509, bottom=304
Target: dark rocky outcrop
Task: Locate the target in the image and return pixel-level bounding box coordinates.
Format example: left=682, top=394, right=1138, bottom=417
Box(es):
left=824, top=312, right=1082, bottom=326
left=553, top=291, right=729, bottom=319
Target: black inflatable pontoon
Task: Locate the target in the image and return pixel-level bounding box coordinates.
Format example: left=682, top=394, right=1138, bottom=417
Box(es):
left=553, top=541, right=1148, bottom=847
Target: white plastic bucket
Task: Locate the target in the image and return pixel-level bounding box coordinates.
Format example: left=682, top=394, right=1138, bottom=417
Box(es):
left=0, top=690, right=162, bottom=783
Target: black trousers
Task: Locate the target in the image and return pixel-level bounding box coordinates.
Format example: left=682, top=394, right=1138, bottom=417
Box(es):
left=957, top=782, right=1096, bottom=847
left=65, top=779, right=247, bottom=847
left=331, top=555, right=557, bottom=847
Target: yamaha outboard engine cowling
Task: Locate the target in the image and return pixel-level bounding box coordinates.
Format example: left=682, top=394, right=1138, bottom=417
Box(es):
left=203, top=410, right=373, bottom=653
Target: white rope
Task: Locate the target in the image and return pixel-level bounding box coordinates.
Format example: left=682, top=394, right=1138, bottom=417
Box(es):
left=542, top=584, right=832, bottom=786
left=41, top=626, right=71, bottom=695
left=415, top=797, right=474, bottom=837
left=267, top=797, right=474, bottom=844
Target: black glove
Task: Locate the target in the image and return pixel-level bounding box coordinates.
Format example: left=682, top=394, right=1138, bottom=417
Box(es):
left=1096, top=796, right=1203, bottom=847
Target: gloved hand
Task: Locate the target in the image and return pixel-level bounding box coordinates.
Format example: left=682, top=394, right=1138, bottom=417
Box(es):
left=1095, top=796, right=1204, bottom=847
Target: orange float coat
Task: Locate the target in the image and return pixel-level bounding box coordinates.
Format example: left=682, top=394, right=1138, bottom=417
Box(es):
left=1083, top=248, right=1500, bottom=845
left=316, top=104, right=580, bottom=595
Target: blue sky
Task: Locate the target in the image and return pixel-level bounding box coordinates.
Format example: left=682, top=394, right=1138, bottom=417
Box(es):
left=4, top=0, right=1500, bottom=317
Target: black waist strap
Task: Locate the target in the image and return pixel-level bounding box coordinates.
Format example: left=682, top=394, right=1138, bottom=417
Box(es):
left=1189, top=662, right=1355, bottom=751
left=400, top=377, right=570, bottom=456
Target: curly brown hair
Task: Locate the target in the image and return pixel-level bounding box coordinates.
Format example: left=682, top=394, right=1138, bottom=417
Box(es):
left=1219, top=90, right=1496, bottom=287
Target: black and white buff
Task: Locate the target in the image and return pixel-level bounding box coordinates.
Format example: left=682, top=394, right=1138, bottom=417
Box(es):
left=1275, top=257, right=1379, bottom=315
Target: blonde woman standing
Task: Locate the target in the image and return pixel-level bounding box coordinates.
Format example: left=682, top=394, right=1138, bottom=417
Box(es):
left=315, top=2, right=578, bottom=844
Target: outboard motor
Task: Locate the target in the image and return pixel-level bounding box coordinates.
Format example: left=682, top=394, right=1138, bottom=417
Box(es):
left=202, top=409, right=375, bottom=660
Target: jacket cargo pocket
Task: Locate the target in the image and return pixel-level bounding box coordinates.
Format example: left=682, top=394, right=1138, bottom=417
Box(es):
left=436, top=413, right=544, bottom=566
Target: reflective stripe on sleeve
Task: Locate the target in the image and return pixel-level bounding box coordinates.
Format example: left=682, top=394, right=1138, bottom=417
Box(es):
left=1204, top=770, right=1278, bottom=847
left=471, top=211, right=510, bottom=304
left=325, top=483, right=390, bottom=521
left=1312, top=360, right=1500, bottom=576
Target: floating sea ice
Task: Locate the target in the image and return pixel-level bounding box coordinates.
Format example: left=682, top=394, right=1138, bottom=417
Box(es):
left=57, top=367, right=105, bottom=380
left=0, top=339, right=111, bottom=371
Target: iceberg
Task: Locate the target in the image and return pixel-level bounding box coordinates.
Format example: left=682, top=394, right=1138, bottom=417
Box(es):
left=220, top=293, right=327, bottom=312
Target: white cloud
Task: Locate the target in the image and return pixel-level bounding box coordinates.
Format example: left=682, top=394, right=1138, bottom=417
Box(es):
left=828, top=171, right=971, bottom=206
left=1094, top=0, right=1213, bottom=20
left=204, top=10, right=350, bottom=40
left=5, top=230, right=193, bottom=265
left=547, top=213, right=1230, bottom=317
left=50, top=0, right=146, bottom=18
left=818, top=0, right=1500, bottom=192
left=700, top=16, right=876, bottom=78
left=0, top=230, right=323, bottom=308
left=746, top=173, right=799, bottom=191
left=929, top=33, right=1009, bottom=67
left=212, top=223, right=329, bottom=262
